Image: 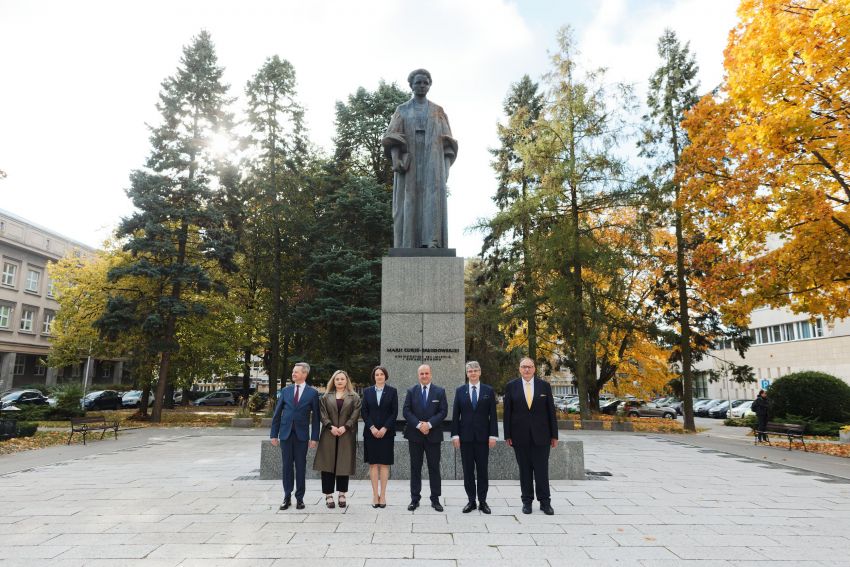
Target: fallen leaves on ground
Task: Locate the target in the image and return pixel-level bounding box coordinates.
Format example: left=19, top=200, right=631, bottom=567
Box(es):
left=765, top=440, right=850, bottom=458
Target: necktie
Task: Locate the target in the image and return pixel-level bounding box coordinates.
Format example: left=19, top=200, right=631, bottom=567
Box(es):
left=471, top=385, right=478, bottom=410
left=421, top=386, right=427, bottom=406
left=524, top=380, right=532, bottom=409
left=294, top=385, right=300, bottom=405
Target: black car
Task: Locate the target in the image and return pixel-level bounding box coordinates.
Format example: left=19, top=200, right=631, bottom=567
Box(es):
left=600, top=399, right=622, bottom=415
left=81, top=390, right=123, bottom=411
left=1, top=389, right=49, bottom=409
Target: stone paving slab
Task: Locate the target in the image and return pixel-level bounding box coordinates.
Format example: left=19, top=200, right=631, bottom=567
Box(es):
left=1, top=430, right=850, bottom=566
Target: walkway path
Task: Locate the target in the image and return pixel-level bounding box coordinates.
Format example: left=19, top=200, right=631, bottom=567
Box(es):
left=1, top=428, right=849, bottom=566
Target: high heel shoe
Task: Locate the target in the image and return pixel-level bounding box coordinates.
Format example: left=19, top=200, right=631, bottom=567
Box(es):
left=372, top=496, right=380, bottom=509
left=378, top=496, right=386, bottom=509
left=338, top=494, right=347, bottom=508
left=325, top=495, right=335, bottom=509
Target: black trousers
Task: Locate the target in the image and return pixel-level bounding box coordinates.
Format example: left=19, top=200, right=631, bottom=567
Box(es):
left=409, top=440, right=441, bottom=502
left=460, top=441, right=490, bottom=503
left=321, top=472, right=349, bottom=493
left=757, top=414, right=769, bottom=441
left=512, top=443, right=551, bottom=504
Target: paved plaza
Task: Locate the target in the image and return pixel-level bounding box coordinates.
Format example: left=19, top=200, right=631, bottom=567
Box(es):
left=1, top=427, right=849, bottom=566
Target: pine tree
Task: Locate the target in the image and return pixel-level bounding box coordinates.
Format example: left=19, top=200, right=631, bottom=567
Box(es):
left=99, top=31, right=239, bottom=422
left=244, top=55, right=309, bottom=399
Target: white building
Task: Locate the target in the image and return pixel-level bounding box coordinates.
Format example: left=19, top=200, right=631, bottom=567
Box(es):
left=696, top=306, right=849, bottom=399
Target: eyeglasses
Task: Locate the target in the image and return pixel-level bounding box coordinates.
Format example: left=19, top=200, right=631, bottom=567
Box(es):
left=519, top=365, right=534, bottom=369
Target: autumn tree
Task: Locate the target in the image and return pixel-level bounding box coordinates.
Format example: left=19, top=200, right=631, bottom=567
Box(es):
left=100, top=31, right=240, bottom=422
left=480, top=75, right=545, bottom=364
left=681, top=0, right=850, bottom=323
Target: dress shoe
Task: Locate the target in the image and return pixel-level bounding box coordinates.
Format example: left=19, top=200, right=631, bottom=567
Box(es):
left=479, top=502, right=491, bottom=514
left=279, top=498, right=291, bottom=510
left=431, top=501, right=444, bottom=512
left=296, top=500, right=305, bottom=510
left=407, top=501, right=419, bottom=511
left=540, top=503, right=555, bottom=515
left=521, top=503, right=532, bottom=514
left=462, top=502, right=477, bottom=513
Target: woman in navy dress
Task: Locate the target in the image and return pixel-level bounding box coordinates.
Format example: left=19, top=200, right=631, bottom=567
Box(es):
left=361, top=365, right=397, bottom=508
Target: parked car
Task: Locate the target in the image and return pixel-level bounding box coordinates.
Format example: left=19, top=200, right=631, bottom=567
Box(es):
left=730, top=400, right=755, bottom=418
left=194, top=391, right=235, bottom=406
left=81, top=390, right=123, bottom=411
left=695, top=399, right=724, bottom=417
left=600, top=399, right=622, bottom=415
left=708, top=401, right=732, bottom=418
left=121, top=390, right=153, bottom=408
left=620, top=400, right=678, bottom=419
left=1, top=389, right=50, bottom=409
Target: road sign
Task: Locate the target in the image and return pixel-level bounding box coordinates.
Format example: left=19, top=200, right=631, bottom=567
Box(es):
left=760, top=379, right=771, bottom=389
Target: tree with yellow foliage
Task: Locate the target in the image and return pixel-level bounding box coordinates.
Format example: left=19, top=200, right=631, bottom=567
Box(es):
left=681, top=0, right=850, bottom=322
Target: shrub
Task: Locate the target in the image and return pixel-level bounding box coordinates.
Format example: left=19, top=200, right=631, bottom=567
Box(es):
left=769, top=371, right=850, bottom=422
left=16, top=422, right=38, bottom=437
left=52, top=383, right=84, bottom=412
left=247, top=392, right=263, bottom=413
left=776, top=415, right=845, bottom=437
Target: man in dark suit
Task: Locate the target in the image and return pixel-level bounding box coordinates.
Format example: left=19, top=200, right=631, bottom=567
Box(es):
left=451, top=361, right=498, bottom=514
left=503, top=357, right=558, bottom=515
left=402, top=363, right=448, bottom=511
left=269, top=362, right=320, bottom=510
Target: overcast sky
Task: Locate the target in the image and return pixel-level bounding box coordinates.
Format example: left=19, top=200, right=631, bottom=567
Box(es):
left=0, top=0, right=739, bottom=257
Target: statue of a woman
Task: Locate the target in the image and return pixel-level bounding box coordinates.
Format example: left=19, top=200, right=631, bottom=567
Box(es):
left=382, top=69, right=458, bottom=249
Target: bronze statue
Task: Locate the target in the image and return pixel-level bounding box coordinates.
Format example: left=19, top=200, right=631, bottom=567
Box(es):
left=383, top=69, right=458, bottom=249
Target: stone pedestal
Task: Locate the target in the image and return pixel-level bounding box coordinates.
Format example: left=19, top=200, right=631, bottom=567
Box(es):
left=260, top=437, right=585, bottom=481
left=380, top=254, right=465, bottom=419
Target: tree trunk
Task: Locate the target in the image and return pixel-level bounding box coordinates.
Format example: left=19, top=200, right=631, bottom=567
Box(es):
left=242, top=347, right=252, bottom=400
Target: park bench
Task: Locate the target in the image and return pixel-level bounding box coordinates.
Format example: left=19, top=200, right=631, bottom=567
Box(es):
left=68, top=416, right=119, bottom=445
left=752, top=421, right=806, bottom=451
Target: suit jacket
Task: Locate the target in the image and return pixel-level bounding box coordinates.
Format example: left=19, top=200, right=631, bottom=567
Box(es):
left=402, top=383, right=448, bottom=444
left=269, top=383, right=320, bottom=442
left=502, top=377, right=558, bottom=446
left=361, top=385, right=398, bottom=437
left=451, top=382, right=498, bottom=442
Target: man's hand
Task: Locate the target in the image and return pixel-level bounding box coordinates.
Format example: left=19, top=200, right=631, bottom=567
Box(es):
left=417, top=421, right=431, bottom=434
left=488, top=438, right=497, bottom=449
left=308, top=440, right=317, bottom=449
left=550, top=438, right=558, bottom=448
left=270, top=438, right=279, bottom=447
left=452, top=438, right=460, bottom=448
left=506, top=438, right=513, bottom=447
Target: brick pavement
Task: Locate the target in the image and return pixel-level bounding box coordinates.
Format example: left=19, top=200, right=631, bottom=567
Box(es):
left=0, top=429, right=848, bottom=566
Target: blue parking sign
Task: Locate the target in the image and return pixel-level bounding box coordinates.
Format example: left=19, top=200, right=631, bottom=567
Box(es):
left=760, top=379, right=771, bottom=389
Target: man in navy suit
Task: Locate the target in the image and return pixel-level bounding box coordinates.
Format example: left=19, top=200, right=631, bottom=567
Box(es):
left=503, top=357, right=558, bottom=515
left=270, top=362, right=320, bottom=510
left=402, top=363, right=448, bottom=511
left=451, top=361, right=498, bottom=514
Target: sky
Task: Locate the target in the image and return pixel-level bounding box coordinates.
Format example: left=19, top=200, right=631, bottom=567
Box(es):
left=0, top=0, right=740, bottom=258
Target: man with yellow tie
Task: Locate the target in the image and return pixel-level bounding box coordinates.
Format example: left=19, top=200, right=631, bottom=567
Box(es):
left=503, top=357, right=559, bottom=515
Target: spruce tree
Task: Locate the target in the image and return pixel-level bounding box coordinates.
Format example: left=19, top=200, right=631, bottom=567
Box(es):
left=100, top=31, right=239, bottom=422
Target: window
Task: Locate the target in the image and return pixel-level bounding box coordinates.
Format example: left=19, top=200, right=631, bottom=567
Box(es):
left=13, top=355, right=25, bottom=375
left=46, top=278, right=56, bottom=298
left=71, top=364, right=81, bottom=378
left=25, top=269, right=40, bottom=292
left=813, top=318, right=824, bottom=337
left=2, top=262, right=17, bottom=287
left=102, top=363, right=112, bottom=379
left=34, top=362, right=47, bottom=376
left=42, top=312, right=54, bottom=334
left=798, top=320, right=811, bottom=339
left=783, top=323, right=795, bottom=341
left=19, top=308, right=35, bottom=332
left=0, top=305, right=10, bottom=328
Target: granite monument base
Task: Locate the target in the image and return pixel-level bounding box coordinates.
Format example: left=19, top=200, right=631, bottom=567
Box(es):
left=380, top=255, right=465, bottom=418
left=260, top=438, right=585, bottom=481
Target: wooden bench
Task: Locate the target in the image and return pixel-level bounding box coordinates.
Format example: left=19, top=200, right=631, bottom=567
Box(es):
left=752, top=421, right=806, bottom=451
left=68, top=416, right=119, bottom=445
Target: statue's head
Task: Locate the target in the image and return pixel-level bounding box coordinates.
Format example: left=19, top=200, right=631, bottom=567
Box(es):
left=407, top=68, right=432, bottom=97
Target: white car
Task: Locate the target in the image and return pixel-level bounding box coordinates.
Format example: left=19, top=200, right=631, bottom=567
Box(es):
left=729, top=400, right=754, bottom=418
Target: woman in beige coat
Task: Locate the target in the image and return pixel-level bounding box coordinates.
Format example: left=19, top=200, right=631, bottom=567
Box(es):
left=313, top=370, right=361, bottom=508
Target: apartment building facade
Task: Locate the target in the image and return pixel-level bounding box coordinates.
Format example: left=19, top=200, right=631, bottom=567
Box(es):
left=0, top=208, right=123, bottom=392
